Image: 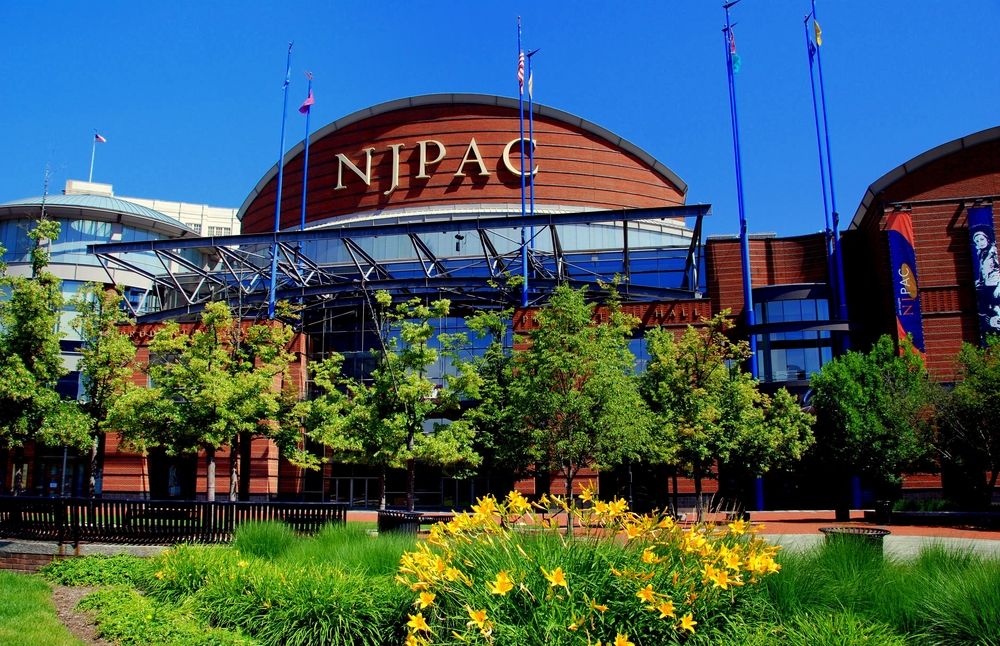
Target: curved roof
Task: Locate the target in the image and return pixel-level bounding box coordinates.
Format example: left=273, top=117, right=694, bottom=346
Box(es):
left=850, top=125, right=1000, bottom=229
left=0, top=193, right=196, bottom=236
left=238, top=93, right=689, bottom=221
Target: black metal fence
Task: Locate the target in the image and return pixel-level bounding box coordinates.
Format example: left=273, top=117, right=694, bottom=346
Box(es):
left=0, top=497, right=348, bottom=546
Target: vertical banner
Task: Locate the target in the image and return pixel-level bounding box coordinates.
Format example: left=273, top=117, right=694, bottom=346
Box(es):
left=886, top=211, right=925, bottom=352
left=967, top=205, right=1000, bottom=341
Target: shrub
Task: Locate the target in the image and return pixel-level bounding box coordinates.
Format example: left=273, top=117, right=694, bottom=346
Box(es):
left=280, top=523, right=415, bottom=575
left=78, top=586, right=256, bottom=646
left=780, top=612, right=909, bottom=646
left=233, top=521, right=296, bottom=560
left=916, top=555, right=1000, bottom=645
left=396, top=489, right=782, bottom=645
left=40, top=553, right=150, bottom=587
left=145, top=544, right=242, bottom=601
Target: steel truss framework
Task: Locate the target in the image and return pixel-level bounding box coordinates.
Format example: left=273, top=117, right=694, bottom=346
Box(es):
left=88, top=205, right=710, bottom=323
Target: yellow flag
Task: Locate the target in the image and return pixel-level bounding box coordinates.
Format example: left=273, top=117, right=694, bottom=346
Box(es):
left=814, top=19, right=823, bottom=46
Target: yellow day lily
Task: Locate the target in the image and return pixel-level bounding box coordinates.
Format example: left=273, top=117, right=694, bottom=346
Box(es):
left=679, top=613, right=697, bottom=634
left=542, top=566, right=569, bottom=589
left=579, top=481, right=597, bottom=503
left=590, top=599, right=609, bottom=612
left=487, top=570, right=514, bottom=595
left=636, top=584, right=657, bottom=604
left=416, top=591, right=435, bottom=608
left=407, top=612, right=434, bottom=634
left=614, top=634, right=635, bottom=646
left=657, top=600, right=676, bottom=619
left=466, top=606, right=488, bottom=630
left=728, top=518, right=749, bottom=535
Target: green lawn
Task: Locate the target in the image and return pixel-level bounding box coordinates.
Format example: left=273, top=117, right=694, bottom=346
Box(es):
left=0, top=570, right=82, bottom=646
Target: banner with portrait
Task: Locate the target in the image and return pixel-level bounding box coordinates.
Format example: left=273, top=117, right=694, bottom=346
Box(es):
left=886, top=211, right=925, bottom=352
left=967, top=204, right=1000, bottom=342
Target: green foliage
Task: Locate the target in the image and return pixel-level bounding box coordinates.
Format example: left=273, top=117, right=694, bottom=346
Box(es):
left=511, top=285, right=651, bottom=501
left=642, top=312, right=813, bottom=509
left=72, top=284, right=137, bottom=434
left=809, top=335, right=934, bottom=493
left=464, top=309, right=531, bottom=477
left=142, top=530, right=412, bottom=646
left=0, top=570, right=82, bottom=646
left=779, top=613, right=909, bottom=646
left=761, top=540, right=1000, bottom=645
left=108, top=302, right=308, bottom=500
left=305, top=293, right=481, bottom=510
left=0, top=220, right=91, bottom=450
left=39, top=553, right=150, bottom=587
left=78, top=586, right=257, bottom=646
left=233, top=521, right=297, bottom=559
left=935, top=335, right=1000, bottom=506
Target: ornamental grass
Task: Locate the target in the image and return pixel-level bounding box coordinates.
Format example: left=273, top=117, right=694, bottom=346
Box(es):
left=396, top=487, right=781, bottom=645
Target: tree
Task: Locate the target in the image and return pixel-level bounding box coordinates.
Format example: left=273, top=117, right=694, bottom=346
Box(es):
left=108, top=301, right=311, bottom=501
left=0, top=220, right=91, bottom=453
left=935, top=336, right=1000, bottom=507
left=641, top=312, right=814, bottom=517
left=809, top=335, right=934, bottom=501
left=72, top=284, right=138, bottom=496
left=305, top=292, right=481, bottom=511
left=463, top=309, right=531, bottom=489
left=511, top=284, right=651, bottom=528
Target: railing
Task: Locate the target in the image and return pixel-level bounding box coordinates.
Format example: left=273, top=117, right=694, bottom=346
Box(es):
left=0, top=497, right=348, bottom=546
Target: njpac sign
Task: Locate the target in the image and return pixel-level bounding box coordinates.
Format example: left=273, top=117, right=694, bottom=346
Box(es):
left=330, top=137, right=538, bottom=196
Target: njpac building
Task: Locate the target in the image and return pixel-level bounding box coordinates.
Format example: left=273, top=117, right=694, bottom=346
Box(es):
left=2, top=94, right=997, bottom=508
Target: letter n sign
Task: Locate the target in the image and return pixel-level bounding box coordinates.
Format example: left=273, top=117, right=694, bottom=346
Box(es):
left=886, top=211, right=925, bottom=352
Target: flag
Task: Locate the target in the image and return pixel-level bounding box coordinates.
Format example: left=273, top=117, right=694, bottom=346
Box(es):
left=814, top=19, right=822, bottom=46
left=808, top=39, right=816, bottom=61
left=299, top=89, right=314, bottom=114
left=94, top=133, right=107, bottom=143
left=527, top=69, right=533, bottom=99
left=517, top=51, right=525, bottom=94
left=729, top=28, right=736, bottom=55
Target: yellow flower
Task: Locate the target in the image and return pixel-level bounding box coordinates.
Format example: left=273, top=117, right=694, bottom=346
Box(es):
left=579, top=481, right=597, bottom=503
left=154, top=571, right=164, bottom=580
left=636, top=584, right=657, bottom=604
left=487, top=570, right=514, bottom=595
left=709, top=568, right=731, bottom=590
left=679, top=613, right=697, bottom=634
left=590, top=599, right=609, bottom=613
left=567, top=621, right=579, bottom=631
left=466, top=606, right=488, bottom=630
left=406, top=612, right=434, bottom=634
left=624, top=523, right=644, bottom=540
left=641, top=547, right=659, bottom=564
left=723, top=550, right=742, bottom=571
left=542, top=566, right=568, bottom=589
left=416, top=591, right=435, bottom=608
left=657, top=600, right=676, bottom=619
left=471, top=495, right=498, bottom=518
left=505, top=490, right=532, bottom=514
left=404, top=634, right=422, bottom=646
left=614, top=634, right=635, bottom=646
left=728, top=518, right=749, bottom=535
left=237, top=560, right=248, bottom=568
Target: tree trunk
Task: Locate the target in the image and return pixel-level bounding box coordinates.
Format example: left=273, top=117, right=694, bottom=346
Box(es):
left=379, top=466, right=387, bottom=511
left=564, top=471, right=574, bottom=537
left=229, top=435, right=239, bottom=502
left=672, top=470, right=680, bottom=518
left=406, top=458, right=416, bottom=512
left=987, top=468, right=999, bottom=509
left=406, top=429, right=416, bottom=512
left=694, top=471, right=703, bottom=522
left=87, top=433, right=106, bottom=498
left=206, top=446, right=217, bottom=502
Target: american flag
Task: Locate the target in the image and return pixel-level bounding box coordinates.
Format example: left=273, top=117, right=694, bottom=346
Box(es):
left=94, top=133, right=107, bottom=143
left=517, top=51, right=525, bottom=94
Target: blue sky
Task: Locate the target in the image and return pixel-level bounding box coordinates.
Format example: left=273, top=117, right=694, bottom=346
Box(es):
left=1, top=1, right=996, bottom=238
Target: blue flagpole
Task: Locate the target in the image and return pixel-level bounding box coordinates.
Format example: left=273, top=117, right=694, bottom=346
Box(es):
left=804, top=16, right=836, bottom=305
left=527, top=50, right=538, bottom=251
left=268, top=42, right=293, bottom=320
left=300, top=73, right=313, bottom=232
left=517, top=18, right=528, bottom=307
left=723, top=1, right=758, bottom=379
left=812, top=1, right=849, bottom=339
